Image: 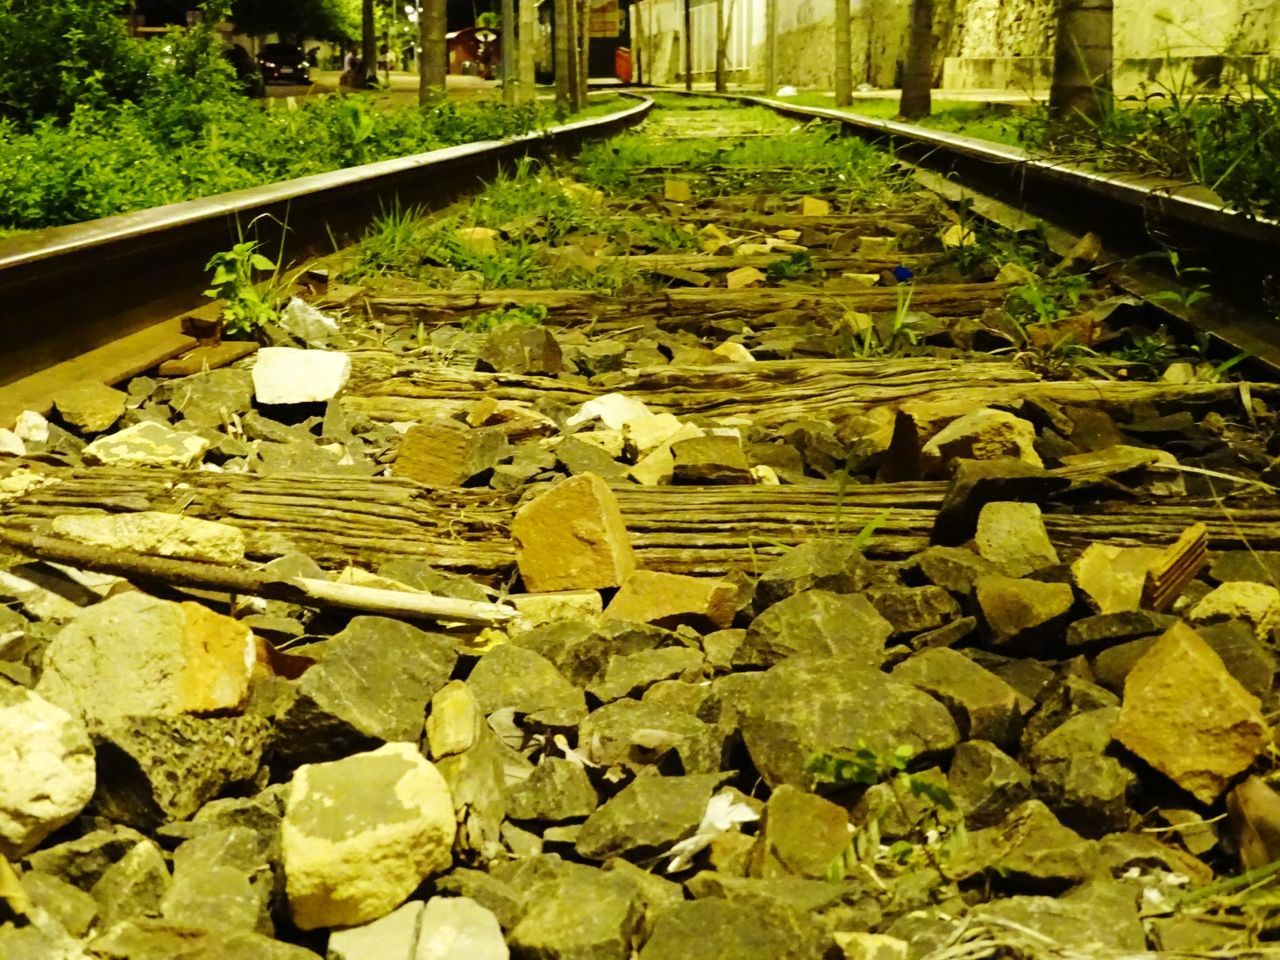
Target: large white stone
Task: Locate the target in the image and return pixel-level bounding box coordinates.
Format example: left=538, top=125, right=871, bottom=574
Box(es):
left=83, top=420, right=209, bottom=468
left=283, top=743, right=456, bottom=930
left=0, top=686, right=95, bottom=858
left=52, top=512, right=245, bottom=564
left=327, top=901, right=423, bottom=960
left=416, top=896, right=508, bottom=960
left=252, top=347, right=352, bottom=405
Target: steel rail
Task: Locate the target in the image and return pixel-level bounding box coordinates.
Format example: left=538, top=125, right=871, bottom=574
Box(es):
left=0, top=96, right=653, bottom=387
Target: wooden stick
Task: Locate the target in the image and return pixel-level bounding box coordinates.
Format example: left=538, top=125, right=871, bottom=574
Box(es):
left=0, top=527, right=516, bottom=625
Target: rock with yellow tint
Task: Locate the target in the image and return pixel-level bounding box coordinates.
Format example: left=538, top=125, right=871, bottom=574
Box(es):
left=52, top=512, right=245, bottom=564
left=698, top=223, right=733, bottom=254
left=1113, top=622, right=1270, bottom=803
left=726, top=266, right=766, bottom=289
left=1072, top=543, right=1165, bottom=614
left=36, top=593, right=255, bottom=725
left=800, top=196, right=831, bottom=216
left=510, top=589, right=604, bottom=628
left=604, top=570, right=737, bottom=631
left=664, top=179, right=693, bottom=203
left=712, top=341, right=755, bottom=363
left=454, top=226, right=499, bottom=257
left=857, top=236, right=899, bottom=258
left=511, top=473, right=635, bottom=592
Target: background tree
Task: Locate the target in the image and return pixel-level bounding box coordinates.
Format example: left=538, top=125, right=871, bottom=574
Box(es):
left=501, top=0, right=517, bottom=103
left=554, top=0, right=580, bottom=110
left=362, top=0, right=377, bottom=82
left=834, top=0, right=852, bottom=106
left=577, top=0, right=589, bottom=108
left=1049, top=0, right=1114, bottom=123
left=419, top=0, right=448, bottom=102
left=713, top=0, right=727, bottom=93
left=682, top=0, right=692, bottom=91
left=898, top=0, right=934, bottom=119
left=764, top=0, right=777, bottom=94
left=518, top=0, right=539, bottom=101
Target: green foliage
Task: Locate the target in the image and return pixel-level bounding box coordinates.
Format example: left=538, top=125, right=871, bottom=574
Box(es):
left=839, top=285, right=926, bottom=359
left=808, top=744, right=954, bottom=812
left=1143, top=249, right=1212, bottom=311
left=764, top=250, right=820, bottom=282
left=1006, top=273, right=1090, bottom=328
left=462, top=304, right=547, bottom=333
left=231, top=0, right=360, bottom=43
left=203, top=239, right=281, bottom=337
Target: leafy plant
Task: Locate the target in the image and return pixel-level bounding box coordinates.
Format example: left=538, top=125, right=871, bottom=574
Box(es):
left=203, top=239, right=282, bottom=338
left=462, top=304, right=548, bottom=333
left=765, top=250, right=820, bottom=282
left=1144, top=249, right=1213, bottom=311
left=1006, top=273, right=1090, bottom=328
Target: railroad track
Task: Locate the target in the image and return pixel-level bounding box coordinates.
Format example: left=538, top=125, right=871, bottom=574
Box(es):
left=2, top=93, right=1279, bottom=958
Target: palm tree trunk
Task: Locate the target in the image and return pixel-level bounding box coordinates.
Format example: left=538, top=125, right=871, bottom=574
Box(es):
left=834, top=0, right=852, bottom=106
left=554, top=0, right=576, bottom=110
left=714, top=0, right=727, bottom=92
left=577, top=0, right=589, bottom=108
left=683, top=0, right=693, bottom=91
left=362, top=0, right=377, bottom=85
left=1049, top=0, right=1113, bottom=123
left=764, top=0, right=777, bottom=94
left=501, top=0, right=517, bottom=103
left=419, top=0, right=447, bottom=103
left=898, top=0, right=934, bottom=119
left=518, top=0, right=539, bottom=102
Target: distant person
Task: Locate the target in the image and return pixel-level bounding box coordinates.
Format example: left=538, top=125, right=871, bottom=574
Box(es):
left=341, top=49, right=358, bottom=87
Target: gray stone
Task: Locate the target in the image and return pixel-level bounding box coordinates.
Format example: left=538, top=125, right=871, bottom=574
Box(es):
left=1019, top=675, right=1118, bottom=753
left=161, top=827, right=275, bottom=935
left=378, top=559, right=491, bottom=603
left=466, top=643, right=587, bottom=725
left=92, top=836, right=170, bottom=930
left=921, top=409, right=1042, bottom=475
left=556, top=436, right=629, bottom=481
left=974, top=879, right=1144, bottom=953
left=1027, top=707, right=1134, bottom=836
left=638, top=898, right=823, bottom=960
left=955, top=800, right=1101, bottom=887
left=0, top=685, right=95, bottom=858
left=948, top=740, right=1032, bottom=829
left=252, top=347, right=351, bottom=405
left=911, top=616, right=978, bottom=649
left=328, top=900, right=422, bottom=960
left=0, top=912, right=91, bottom=960
left=509, top=866, right=640, bottom=960
left=1209, top=550, right=1280, bottom=586
left=750, top=785, right=851, bottom=879
left=734, top=590, right=892, bottom=668
left=671, top=435, right=753, bottom=484
left=864, top=585, right=961, bottom=637
left=92, top=714, right=268, bottom=828
left=433, top=868, right=522, bottom=932
left=738, top=656, right=959, bottom=789
left=1198, top=619, right=1276, bottom=698
left=588, top=647, right=705, bottom=702
left=52, top=381, right=128, bottom=434
left=514, top=620, right=671, bottom=687
left=273, top=616, right=456, bottom=766
left=477, top=325, right=563, bottom=376
left=82, top=420, right=209, bottom=467
left=52, top=511, right=245, bottom=563
left=932, top=458, right=1068, bottom=546
left=892, top=648, right=1032, bottom=748
left=24, top=825, right=150, bottom=891
left=507, top=758, right=599, bottom=821
left=975, top=501, right=1059, bottom=576
left=975, top=574, right=1075, bottom=649
left=579, top=699, right=722, bottom=773
left=19, top=872, right=98, bottom=937
left=89, top=919, right=320, bottom=960
left=393, top=419, right=508, bottom=488
left=166, top=368, right=255, bottom=427
left=914, top=545, right=1002, bottom=595
left=283, top=743, right=456, bottom=930
left=755, top=540, right=894, bottom=608
left=416, top=896, right=509, bottom=960
left=1065, top=611, right=1179, bottom=649
left=576, top=773, right=725, bottom=861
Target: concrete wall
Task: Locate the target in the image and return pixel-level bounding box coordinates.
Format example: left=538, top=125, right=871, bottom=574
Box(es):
left=632, top=0, right=1280, bottom=93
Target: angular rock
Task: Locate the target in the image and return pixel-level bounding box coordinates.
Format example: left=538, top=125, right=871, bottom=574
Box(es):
left=1196, top=619, right=1276, bottom=698
left=19, top=870, right=99, bottom=938
left=932, top=458, right=1068, bottom=546
left=466, top=644, right=587, bottom=725
left=892, top=648, right=1031, bottom=748
left=1065, top=610, right=1179, bottom=650
left=90, top=919, right=318, bottom=960
left=252, top=347, right=351, bottom=405
left=948, top=740, right=1032, bottom=829
left=576, top=773, right=724, bottom=861
left=1071, top=543, right=1165, bottom=614
left=579, top=698, right=721, bottom=773
left=507, top=757, right=598, bottom=821
left=417, top=896, right=509, bottom=960
left=509, top=866, right=640, bottom=960
left=913, top=545, right=1000, bottom=595
left=734, top=590, right=892, bottom=668
left=283, top=743, right=456, bottom=930
left=51, top=512, right=245, bottom=563
left=91, top=714, right=268, bottom=828
left=1191, top=581, right=1280, bottom=636
left=0, top=686, right=95, bottom=858
left=426, top=681, right=483, bottom=760
left=755, top=540, right=892, bottom=608
left=1018, top=674, right=1117, bottom=752
left=392, top=419, right=508, bottom=487
left=165, top=368, right=255, bottom=428
left=750, top=785, right=851, bottom=879
left=160, top=827, right=274, bottom=935
left=37, top=594, right=256, bottom=724
left=24, top=825, right=151, bottom=891
left=738, top=657, right=958, bottom=788
left=589, top=647, right=706, bottom=702
left=975, top=574, right=1075, bottom=649
left=605, top=570, right=737, bottom=631
left=956, top=800, right=1100, bottom=887
left=52, top=381, right=127, bottom=434
left=511, top=473, right=636, bottom=592
left=670, top=435, right=753, bottom=484
left=274, top=616, right=456, bottom=766
left=83, top=420, right=209, bottom=468
left=921, top=408, right=1043, bottom=475
left=973, top=879, right=1144, bottom=954
left=975, top=501, right=1059, bottom=577
left=1113, top=622, right=1269, bottom=803
left=864, top=586, right=961, bottom=637
left=327, top=900, right=422, bottom=960
left=509, top=590, right=604, bottom=628
left=638, top=898, right=821, bottom=960
left=1028, top=708, right=1134, bottom=836
left=1210, top=550, right=1280, bottom=586
left=477, top=325, right=563, bottom=376
left=92, top=836, right=170, bottom=930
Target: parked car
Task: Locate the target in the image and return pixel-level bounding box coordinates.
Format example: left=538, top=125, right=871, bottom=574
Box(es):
left=257, top=44, right=311, bottom=85
left=223, top=43, right=264, bottom=96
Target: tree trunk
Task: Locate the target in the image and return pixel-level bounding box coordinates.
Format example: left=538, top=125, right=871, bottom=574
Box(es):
left=554, top=0, right=576, bottom=110
left=518, top=0, right=539, bottom=101
left=500, top=0, right=517, bottom=103
left=577, top=0, right=589, bottom=108
left=834, top=0, right=852, bottom=106
left=714, top=0, right=727, bottom=92
left=1049, top=0, right=1113, bottom=123
left=898, top=0, right=934, bottom=119
left=419, top=0, right=448, bottom=102
left=362, top=0, right=377, bottom=84
left=764, top=0, right=777, bottom=94
left=683, top=0, right=693, bottom=91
